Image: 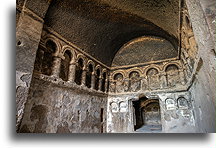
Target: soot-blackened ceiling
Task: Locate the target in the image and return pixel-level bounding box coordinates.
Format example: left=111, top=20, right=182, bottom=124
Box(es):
left=44, top=0, right=179, bottom=66
left=112, top=36, right=178, bottom=67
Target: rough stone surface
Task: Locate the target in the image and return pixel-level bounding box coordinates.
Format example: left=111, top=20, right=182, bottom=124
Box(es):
left=185, top=0, right=216, bottom=132
left=16, top=9, right=44, bottom=130
left=107, top=91, right=195, bottom=133
left=19, top=77, right=107, bottom=133
left=112, top=36, right=178, bottom=67
left=16, top=0, right=215, bottom=133
left=199, top=0, right=215, bottom=41
left=44, top=0, right=178, bottom=66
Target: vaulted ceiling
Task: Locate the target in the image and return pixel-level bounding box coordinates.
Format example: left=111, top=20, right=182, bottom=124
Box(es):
left=44, top=0, right=180, bottom=66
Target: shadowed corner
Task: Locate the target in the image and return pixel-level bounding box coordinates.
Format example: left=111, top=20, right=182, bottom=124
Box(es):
left=9, top=6, right=17, bottom=138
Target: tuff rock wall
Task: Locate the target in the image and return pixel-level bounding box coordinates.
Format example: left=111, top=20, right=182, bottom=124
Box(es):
left=19, top=75, right=107, bottom=133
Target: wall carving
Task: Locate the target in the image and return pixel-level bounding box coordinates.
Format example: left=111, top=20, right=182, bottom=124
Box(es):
left=111, top=102, right=119, bottom=113
left=34, top=29, right=109, bottom=93
left=180, top=3, right=199, bottom=85
left=109, top=61, right=188, bottom=94
left=165, top=98, right=176, bottom=110
left=110, top=101, right=128, bottom=113
left=165, top=96, right=190, bottom=111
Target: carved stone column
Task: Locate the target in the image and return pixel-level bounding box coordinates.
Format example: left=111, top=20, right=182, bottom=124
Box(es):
left=179, top=69, right=186, bottom=85
left=159, top=72, right=167, bottom=89
left=141, top=77, right=148, bottom=91
left=109, top=80, right=116, bottom=93
left=68, top=62, right=76, bottom=82
left=123, top=78, right=129, bottom=92
left=81, top=68, right=87, bottom=86
left=184, top=63, right=192, bottom=79
left=51, top=56, right=61, bottom=77
left=104, top=79, right=109, bottom=93
left=91, top=72, right=95, bottom=89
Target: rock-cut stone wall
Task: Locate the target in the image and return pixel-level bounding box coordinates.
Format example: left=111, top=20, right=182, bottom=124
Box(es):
left=19, top=76, right=107, bottom=133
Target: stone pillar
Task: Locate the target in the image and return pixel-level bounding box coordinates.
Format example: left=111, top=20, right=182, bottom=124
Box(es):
left=68, top=62, right=76, bottom=82
left=51, top=56, right=61, bottom=77
left=184, top=63, right=192, bottom=79
left=179, top=69, right=186, bottom=85
left=104, top=79, right=109, bottom=93
left=16, top=1, right=52, bottom=131
left=91, top=72, right=95, bottom=89
left=98, top=76, right=103, bottom=91
left=81, top=68, right=87, bottom=86
left=159, top=72, right=167, bottom=89
left=141, top=77, right=148, bottom=91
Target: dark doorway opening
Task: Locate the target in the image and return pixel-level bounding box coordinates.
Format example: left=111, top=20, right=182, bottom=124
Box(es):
left=133, top=97, right=162, bottom=133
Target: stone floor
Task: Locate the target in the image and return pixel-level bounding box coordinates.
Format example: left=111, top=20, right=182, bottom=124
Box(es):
left=135, top=124, right=162, bottom=133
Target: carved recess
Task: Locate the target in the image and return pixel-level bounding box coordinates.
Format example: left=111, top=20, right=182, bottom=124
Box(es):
left=109, top=61, right=186, bottom=94
left=34, top=29, right=109, bottom=93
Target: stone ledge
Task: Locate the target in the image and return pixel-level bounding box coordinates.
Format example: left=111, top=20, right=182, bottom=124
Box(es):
left=33, top=72, right=108, bottom=97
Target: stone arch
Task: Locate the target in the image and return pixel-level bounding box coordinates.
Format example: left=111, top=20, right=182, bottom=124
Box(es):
left=165, top=98, right=176, bottom=110
left=76, top=54, right=87, bottom=66
left=110, top=102, right=119, bottom=113
left=126, top=68, right=142, bottom=78
left=101, top=69, right=108, bottom=92
left=95, top=65, right=102, bottom=90
left=74, top=57, right=84, bottom=85
left=86, top=60, right=96, bottom=71
left=144, top=65, right=161, bottom=77
left=165, top=64, right=179, bottom=72
left=62, top=45, right=76, bottom=63
left=85, top=60, right=95, bottom=88
left=44, top=37, right=61, bottom=55
left=95, top=65, right=102, bottom=75
left=36, top=38, right=59, bottom=76
left=119, top=101, right=127, bottom=112
left=59, top=50, right=73, bottom=81
left=146, top=68, right=159, bottom=76
left=140, top=99, right=159, bottom=109
left=113, top=73, right=124, bottom=93
left=163, top=62, right=181, bottom=72
left=102, top=68, right=108, bottom=75
left=111, top=70, right=126, bottom=81
left=132, top=97, right=162, bottom=131
left=140, top=99, right=161, bottom=126
left=102, top=69, right=108, bottom=80
left=145, top=67, right=160, bottom=90
left=164, top=63, right=181, bottom=88
left=128, top=71, right=141, bottom=92
left=177, top=97, right=189, bottom=109
left=129, top=71, right=140, bottom=78
left=113, top=73, right=124, bottom=81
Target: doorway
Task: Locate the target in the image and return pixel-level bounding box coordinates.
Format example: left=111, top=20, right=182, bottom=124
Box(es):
left=133, top=97, right=162, bottom=133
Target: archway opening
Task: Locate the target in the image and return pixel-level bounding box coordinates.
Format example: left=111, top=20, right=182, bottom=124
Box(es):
left=86, top=64, right=93, bottom=88
left=101, top=72, right=107, bottom=92
left=75, top=58, right=84, bottom=85
left=59, top=50, right=72, bottom=81
left=133, top=97, right=162, bottom=133
left=95, top=68, right=100, bottom=90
